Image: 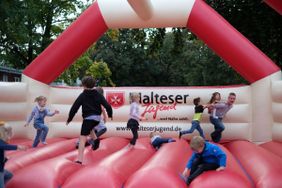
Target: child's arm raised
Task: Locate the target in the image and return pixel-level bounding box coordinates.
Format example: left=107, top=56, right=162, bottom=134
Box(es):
left=46, top=109, right=60, bottom=116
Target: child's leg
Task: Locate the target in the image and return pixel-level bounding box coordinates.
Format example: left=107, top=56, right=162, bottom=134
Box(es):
left=187, top=163, right=219, bottom=185
left=90, top=130, right=100, bottom=150
left=89, top=127, right=107, bottom=150
left=32, top=128, right=43, bottom=147
left=0, top=171, right=4, bottom=188
left=196, top=125, right=205, bottom=139
left=130, top=126, right=138, bottom=145
left=152, top=138, right=174, bottom=149
left=95, top=127, right=107, bottom=137
left=89, top=121, right=100, bottom=150
left=209, top=117, right=225, bottom=142
left=40, top=124, right=49, bottom=143
left=75, top=139, right=80, bottom=149
left=3, top=169, right=13, bottom=184
left=89, top=130, right=97, bottom=140
left=77, top=135, right=87, bottom=163
left=77, top=120, right=98, bottom=163
left=180, top=120, right=198, bottom=137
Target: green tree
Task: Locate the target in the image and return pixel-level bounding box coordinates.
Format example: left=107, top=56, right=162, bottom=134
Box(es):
left=0, top=0, right=89, bottom=68
left=206, top=0, right=282, bottom=68
left=57, top=54, right=93, bottom=85
left=86, top=61, right=115, bottom=87
left=1, top=0, right=280, bottom=86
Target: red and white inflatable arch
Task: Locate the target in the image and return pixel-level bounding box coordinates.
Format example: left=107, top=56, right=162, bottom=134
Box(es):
left=1, top=0, right=282, bottom=188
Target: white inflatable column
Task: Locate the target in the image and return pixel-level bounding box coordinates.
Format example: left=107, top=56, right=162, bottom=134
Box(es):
left=271, top=71, right=282, bottom=141
left=251, top=71, right=281, bottom=142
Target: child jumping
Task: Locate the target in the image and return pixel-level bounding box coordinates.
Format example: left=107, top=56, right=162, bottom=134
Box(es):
left=182, top=136, right=226, bottom=185
left=150, top=131, right=175, bottom=150
left=66, top=76, right=113, bottom=164
left=208, top=92, right=221, bottom=118
left=0, top=121, right=27, bottom=187
left=75, top=87, right=108, bottom=150
left=127, top=92, right=146, bottom=147
left=179, top=97, right=206, bottom=139
left=24, top=96, right=59, bottom=147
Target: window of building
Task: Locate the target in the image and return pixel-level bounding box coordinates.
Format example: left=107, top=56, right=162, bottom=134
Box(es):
left=14, top=77, right=20, bottom=82
left=3, top=74, right=8, bottom=81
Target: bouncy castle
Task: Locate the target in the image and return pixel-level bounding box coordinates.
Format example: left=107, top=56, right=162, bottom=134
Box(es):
left=1, top=0, right=282, bottom=187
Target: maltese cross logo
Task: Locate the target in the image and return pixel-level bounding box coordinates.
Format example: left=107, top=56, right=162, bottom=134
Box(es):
left=106, top=92, right=125, bottom=109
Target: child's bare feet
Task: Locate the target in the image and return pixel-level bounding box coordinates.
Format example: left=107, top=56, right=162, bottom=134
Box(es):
left=127, top=143, right=134, bottom=149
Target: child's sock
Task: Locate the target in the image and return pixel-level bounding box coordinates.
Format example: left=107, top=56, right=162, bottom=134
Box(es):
left=179, top=173, right=187, bottom=182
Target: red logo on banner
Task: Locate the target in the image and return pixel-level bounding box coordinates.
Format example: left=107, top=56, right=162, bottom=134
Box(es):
left=106, top=92, right=125, bottom=109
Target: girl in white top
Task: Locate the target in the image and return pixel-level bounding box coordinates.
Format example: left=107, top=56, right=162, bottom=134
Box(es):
left=127, top=92, right=146, bottom=146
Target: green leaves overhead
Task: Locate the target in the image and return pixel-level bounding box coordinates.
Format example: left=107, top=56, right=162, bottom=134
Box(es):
left=0, top=0, right=87, bottom=68
left=1, top=0, right=281, bottom=86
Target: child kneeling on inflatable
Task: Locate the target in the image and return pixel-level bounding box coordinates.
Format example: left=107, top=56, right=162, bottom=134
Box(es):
left=181, top=136, right=226, bottom=185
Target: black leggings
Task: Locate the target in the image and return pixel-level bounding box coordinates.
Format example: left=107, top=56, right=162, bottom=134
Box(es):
left=187, top=157, right=219, bottom=185
left=127, top=119, right=139, bottom=145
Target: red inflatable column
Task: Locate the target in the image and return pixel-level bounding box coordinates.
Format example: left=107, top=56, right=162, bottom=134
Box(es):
left=264, top=0, right=282, bottom=15
left=23, top=2, right=108, bottom=84
left=187, top=0, right=280, bottom=83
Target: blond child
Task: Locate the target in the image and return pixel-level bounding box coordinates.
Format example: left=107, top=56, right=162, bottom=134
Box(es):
left=24, top=96, right=59, bottom=148
left=182, top=136, right=226, bottom=185
left=127, top=92, right=146, bottom=147
left=150, top=132, right=175, bottom=150
left=0, top=121, right=27, bottom=187
left=24, top=96, right=59, bottom=147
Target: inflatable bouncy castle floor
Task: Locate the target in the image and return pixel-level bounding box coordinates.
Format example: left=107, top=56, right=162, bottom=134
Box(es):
left=5, top=137, right=282, bottom=188
left=2, top=0, right=282, bottom=187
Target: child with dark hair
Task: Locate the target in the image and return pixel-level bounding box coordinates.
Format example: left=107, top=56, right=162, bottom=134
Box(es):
left=179, top=97, right=206, bottom=139
left=75, top=87, right=108, bottom=150
left=67, top=76, right=113, bottom=164
left=208, top=92, right=221, bottom=118
left=182, top=136, right=226, bottom=185
left=24, top=96, right=59, bottom=147
left=209, top=92, right=236, bottom=143
left=150, top=132, right=175, bottom=150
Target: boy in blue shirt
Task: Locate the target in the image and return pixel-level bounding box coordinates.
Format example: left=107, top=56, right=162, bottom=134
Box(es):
left=182, top=136, right=226, bottom=185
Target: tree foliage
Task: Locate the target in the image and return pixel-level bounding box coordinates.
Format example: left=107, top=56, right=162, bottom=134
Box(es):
left=0, top=0, right=89, bottom=68
left=1, top=0, right=281, bottom=87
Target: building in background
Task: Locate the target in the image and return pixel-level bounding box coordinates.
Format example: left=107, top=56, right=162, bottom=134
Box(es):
left=0, top=65, right=22, bottom=82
